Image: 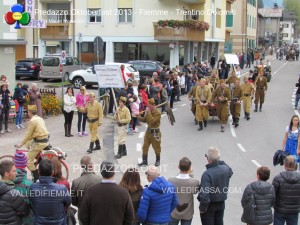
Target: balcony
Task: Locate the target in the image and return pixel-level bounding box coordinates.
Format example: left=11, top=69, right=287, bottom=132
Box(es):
left=153, top=23, right=205, bottom=42
left=179, top=0, right=205, bottom=3
left=40, top=24, right=69, bottom=40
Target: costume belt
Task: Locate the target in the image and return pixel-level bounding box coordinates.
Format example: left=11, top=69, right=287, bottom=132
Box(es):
left=87, top=118, right=98, bottom=123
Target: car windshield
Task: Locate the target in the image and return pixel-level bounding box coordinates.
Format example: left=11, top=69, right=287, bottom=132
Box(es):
left=16, top=61, right=33, bottom=66
left=42, top=58, right=60, bottom=66
left=127, top=65, right=137, bottom=72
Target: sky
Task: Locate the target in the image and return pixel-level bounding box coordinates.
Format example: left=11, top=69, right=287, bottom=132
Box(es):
left=262, top=0, right=283, bottom=7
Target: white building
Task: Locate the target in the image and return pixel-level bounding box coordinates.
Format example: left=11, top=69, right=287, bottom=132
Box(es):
left=280, top=11, right=296, bottom=45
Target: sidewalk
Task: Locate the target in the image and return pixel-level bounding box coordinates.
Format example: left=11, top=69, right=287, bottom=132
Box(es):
left=0, top=112, right=115, bottom=182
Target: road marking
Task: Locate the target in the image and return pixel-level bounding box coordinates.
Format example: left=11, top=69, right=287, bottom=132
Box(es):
left=181, top=104, right=187, bottom=107
left=229, top=117, right=237, bottom=137
left=162, top=114, right=166, bottom=118
left=251, top=160, right=261, bottom=168
left=237, top=143, right=247, bottom=152
left=272, top=61, right=288, bottom=75
left=172, top=108, right=178, bottom=112
left=138, top=132, right=145, bottom=139
left=136, top=143, right=142, bottom=152
left=138, top=158, right=142, bottom=163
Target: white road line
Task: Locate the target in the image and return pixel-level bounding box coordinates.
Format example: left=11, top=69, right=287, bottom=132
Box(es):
left=181, top=104, right=187, bottom=107
left=229, top=117, right=237, bottom=137
left=136, top=143, right=142, bottom=152
left=251, top=160, right=261, bottom=168
left=138, top=132, right=145, bottom=139
left=272, top=62, right=288, bottom=75
left=292, top=94, right=296, bottom=98
left=138, top=158, right=142, bottom=163
left=162, top=114, right=166, bottom=118
left=237, top=143, right=247, bottom=152
left=172, top=108, right=178, bottom=112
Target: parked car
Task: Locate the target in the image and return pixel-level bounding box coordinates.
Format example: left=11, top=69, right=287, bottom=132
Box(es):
left=127, top=60, right=164, bottom=79
left=15, top=58, right=41, bottom=80
left=69, top=63, right=139, bottom=89
left=40, top=55, right=81, bottom=82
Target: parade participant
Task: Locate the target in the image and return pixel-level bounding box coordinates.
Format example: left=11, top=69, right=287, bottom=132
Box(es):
left=195, top=78, right=212, bottom=131
left=209, top=69, right=219, bottom=91
left=115, top=96, right=131, bottom=159
left=188, top=79, right=199, bottom=125
left=241, top=75, right=254, bottom=120
left=211, top=80, right=231, bottom=132
left=85, top=92, right=103, bottom=154
left=16, top=105, right=49, bottom=182
left=254, top=68, right=268, bottom=112
left=137, top=98, right=161, bottom=167
left=248, top=70, right=255, bottom=83
left=230, top=79, right=243, bottom=127
left=225, top=71, right=237, bottom=91
left=281, top=115, right=300, bottom=162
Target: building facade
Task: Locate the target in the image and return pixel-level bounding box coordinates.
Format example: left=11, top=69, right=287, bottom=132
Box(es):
left=229, top=0, right=257, bottom=54
left=280, top=11, right=296, bottom=45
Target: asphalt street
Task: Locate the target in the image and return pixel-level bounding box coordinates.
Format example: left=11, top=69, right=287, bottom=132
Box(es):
left=117, top=58, right=300, bottom=225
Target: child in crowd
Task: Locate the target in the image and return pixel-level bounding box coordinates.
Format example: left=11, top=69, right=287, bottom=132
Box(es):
left=130, top=95, right=139, bottom=133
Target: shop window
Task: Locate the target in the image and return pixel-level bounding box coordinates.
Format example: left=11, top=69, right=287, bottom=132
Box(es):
left=118, top=8, right=133, bottom=23
left=88, top=9, right=101, bottom=23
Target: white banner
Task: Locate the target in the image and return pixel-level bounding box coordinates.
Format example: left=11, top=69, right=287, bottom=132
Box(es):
left=25, top=0, right=35, bottom=19
left=95, top=65, right=125, bottom=88
left=224, top=54, right=239, bottom=65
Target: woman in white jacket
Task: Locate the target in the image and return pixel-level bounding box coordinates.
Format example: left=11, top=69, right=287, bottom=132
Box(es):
left=63, top=87, right=76, bottom=137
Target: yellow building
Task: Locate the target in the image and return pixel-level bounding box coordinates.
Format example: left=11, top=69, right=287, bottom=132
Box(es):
left=229, top=0, right=257, bottom=53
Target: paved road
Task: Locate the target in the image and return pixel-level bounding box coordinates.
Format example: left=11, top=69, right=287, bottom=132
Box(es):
left=117, top=58, right=299, bottom=224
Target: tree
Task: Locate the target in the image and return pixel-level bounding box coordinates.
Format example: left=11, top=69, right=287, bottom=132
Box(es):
left=283, top=0, right=300, bottom=32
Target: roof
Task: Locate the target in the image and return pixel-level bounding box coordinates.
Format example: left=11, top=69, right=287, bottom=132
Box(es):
left=282, top=11, right=297, bottom=21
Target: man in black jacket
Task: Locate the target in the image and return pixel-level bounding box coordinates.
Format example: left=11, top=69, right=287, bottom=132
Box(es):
left=272, top=156, right=300, bottom=225
left=197, top=146, right=233, bottom=225
left=0, top=160, right=29, bottom=225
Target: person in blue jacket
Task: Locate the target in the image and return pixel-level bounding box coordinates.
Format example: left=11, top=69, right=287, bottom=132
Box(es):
left=138, top=165, right=178, bottom=225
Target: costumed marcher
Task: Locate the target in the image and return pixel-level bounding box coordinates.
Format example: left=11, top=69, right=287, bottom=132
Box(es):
left=281, top=115, right=300, bottom=162
left=240, top=75, right=254, bottom=120
left=195, top=78, right=212, bottom=131
left=254, top=67, right=268, bottom=112
left=188, top=79, right=199, bottom=125
left=16, top=105, right=49, bottom=182
left=115, top=96, right=131, bottom=159
left=225, top=71, right=237, bottom=92
left=137, top=98, right=161, bottom=167
left=211, top=80, right=231, bottom=132
left=209, top=69, right=220, bottom=91
left=85, top=92, right=103, bottom=154
left=230, top=78, right=243, bottom=127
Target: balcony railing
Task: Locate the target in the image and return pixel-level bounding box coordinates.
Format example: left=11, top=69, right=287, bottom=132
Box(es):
left=153, top=23, right=205, bottom=42
left=40, top=24, right=69, bottom=40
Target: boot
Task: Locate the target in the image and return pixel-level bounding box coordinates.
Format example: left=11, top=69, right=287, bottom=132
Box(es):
left=87, top=142, right=94, bottom=154
left=138, top=155, right=148, bottom=167
left=246, top=112, right=250, bottom=120
left=68, top=123, right=73, bottom=137
left=232, top=117, right=236, bottom=125
left=32, top=170, right=39, bottom=183
left=122, top=145, right=127, bottom=156
left=115, top=145, right=122, bottom=159
left=259, top=104, right=262, bottom=112
left=155, top=155, right=160, bottom=167
left=235, top=118, right=239, bottom=128
left=93, top=140, right=101, bottom=150
left=203, top=120, right=207, bottom=128
left=64, top=124, right=70, bottom=137
left=254, top=105, right=258, bottom=112
left=198, top=122, right=203, bottom=131
left=244, top=112, right=247, bottom=119
left=221, top=125, right=225, bottom=132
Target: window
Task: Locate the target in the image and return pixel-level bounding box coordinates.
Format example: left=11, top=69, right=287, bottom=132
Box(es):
left=81, top=42, right=94, bottom=53
left=133, top=63, right=144, bottom=70
left=88, top=8, right=101, bottom=23
left=47, top=3, right=70, bottom=23
left=42, top=58, right=60, bottom=67
left=65, top=57, right=73, bottom=66
left=283, top=24, right=289, bottom=28
left=216, top=8, right=221, bottom=28
left=118, top=8, right=133, bottom=23
left=282, top=33, right=289, bottom=37
left=145, top=63, right=156, bottom=70
left=74, top=58, right=80, bottom=65
left=226, top=12, right=233, bottom=27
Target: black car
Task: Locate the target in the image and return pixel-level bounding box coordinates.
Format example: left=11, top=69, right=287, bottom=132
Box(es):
left=16, top=58, right=41, bottom=80
left=127, top=60, right=164, bottom=79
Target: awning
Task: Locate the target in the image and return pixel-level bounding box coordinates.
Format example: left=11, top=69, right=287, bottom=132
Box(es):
left=0, top=40, right=27, bottom=45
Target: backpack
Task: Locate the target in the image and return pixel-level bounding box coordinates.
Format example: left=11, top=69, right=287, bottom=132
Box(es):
left=241, top=193, right=256, bottom=224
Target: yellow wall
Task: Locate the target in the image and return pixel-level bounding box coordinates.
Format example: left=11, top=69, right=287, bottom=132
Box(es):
left=87, top=0, right=101, bottom=8
left=118, top=0, right=132, bottom=8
